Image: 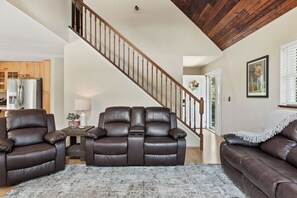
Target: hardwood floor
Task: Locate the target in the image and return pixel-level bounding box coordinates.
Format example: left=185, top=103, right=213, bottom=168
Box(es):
left=186, top=130, right=224, bottom=164
left=0, top=130, right=223, bottom=197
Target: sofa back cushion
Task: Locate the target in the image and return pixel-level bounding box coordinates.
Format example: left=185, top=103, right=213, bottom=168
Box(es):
left=104, top=107, right=130, bottom=123
left=282, top=120, right=297, bottom=141
left=6, top=109, right=47, bottom=131
left=6, top=109, right=48, bottom=146
left=8, top=128, right=48, bottom=147
left=145, top=107, right=171, bottom=136
left=104, top=107, right=130, bottom=136
left=287, top=146, right=297, bottom=168
left=0, top=118, right=6, bottom=138
left=131, top=107, right=145, bottom=127
left=260, top=135, right=296, bottom=160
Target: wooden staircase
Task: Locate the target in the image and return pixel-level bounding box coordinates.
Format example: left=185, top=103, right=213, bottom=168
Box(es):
left=71, top=0, right=205, bottom=149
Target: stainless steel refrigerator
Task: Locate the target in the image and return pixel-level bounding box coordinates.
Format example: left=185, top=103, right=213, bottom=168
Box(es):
left=7, top=78, right=42, bottom=110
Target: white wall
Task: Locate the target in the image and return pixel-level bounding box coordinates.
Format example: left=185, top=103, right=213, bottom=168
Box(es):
left=84, top=0, right=222, bottom=83
left=50, top=58, right=64, bottom=129
left=64, top=36, right=200, bottom=147
left=183, top=67, right=202, bottom=75
left=201, top=7, right=297, bottom=133
left=8, top=0, right=71, bottom=41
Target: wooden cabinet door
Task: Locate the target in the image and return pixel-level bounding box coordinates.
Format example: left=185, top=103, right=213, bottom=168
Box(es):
left=0, top=72, right=5, bottom=92
left=40, top=60, right=50, bottom=113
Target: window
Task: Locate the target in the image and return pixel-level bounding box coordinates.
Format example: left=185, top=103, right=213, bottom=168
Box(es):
left=280, top=40, right=297, bottom=105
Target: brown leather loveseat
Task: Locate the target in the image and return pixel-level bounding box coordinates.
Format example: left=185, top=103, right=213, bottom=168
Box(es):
left=85, top=106, right=187, bottom=166
left=0, top=109, right=66, bottom=186
left=220, top=120, right=297, bottom=198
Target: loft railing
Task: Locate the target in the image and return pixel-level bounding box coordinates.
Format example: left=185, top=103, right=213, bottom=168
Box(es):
left=71, top=0, right=205, bottom=149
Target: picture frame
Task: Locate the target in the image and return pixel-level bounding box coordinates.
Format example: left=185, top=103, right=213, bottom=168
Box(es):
left=246, top=55, right=269, bottom=98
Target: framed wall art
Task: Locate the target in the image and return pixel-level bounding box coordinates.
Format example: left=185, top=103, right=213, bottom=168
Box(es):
left=246, top=55, right=269, bottom=98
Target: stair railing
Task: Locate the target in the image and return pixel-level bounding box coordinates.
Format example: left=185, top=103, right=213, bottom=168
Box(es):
left=71, top=0, right=205, bottom=150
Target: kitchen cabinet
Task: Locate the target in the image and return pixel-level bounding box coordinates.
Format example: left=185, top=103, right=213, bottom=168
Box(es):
left=0, top=71, right=19, bottom=92
left=0, top=72, right=5, bottom=91
left=0, top=61, right=51, bottom=113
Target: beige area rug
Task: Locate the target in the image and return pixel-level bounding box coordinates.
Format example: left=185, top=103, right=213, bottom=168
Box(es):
left=3, top=164, right=246, bottom=198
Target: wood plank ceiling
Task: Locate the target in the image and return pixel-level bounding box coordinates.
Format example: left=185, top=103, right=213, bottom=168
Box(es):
left=171, top=0, right=297, bottom=50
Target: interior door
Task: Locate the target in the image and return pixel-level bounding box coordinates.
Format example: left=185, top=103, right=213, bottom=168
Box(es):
left=182, top=75, right=207, bottom=129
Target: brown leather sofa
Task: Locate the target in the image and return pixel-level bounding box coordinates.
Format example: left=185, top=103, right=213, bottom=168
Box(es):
left=0, top=109, right=66, bottom=186
left=85, top=106, right=187, bottom=166
left=220, top=120, right=297, bottom=198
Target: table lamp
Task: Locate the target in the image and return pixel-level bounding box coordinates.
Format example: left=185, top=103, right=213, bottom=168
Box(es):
left=74, top=98, right=90, bottom=128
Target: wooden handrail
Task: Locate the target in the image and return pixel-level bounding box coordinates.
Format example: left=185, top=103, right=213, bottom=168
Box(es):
left=77, top=1, right=201, bottom=103
left=72, top=0, right=204, bottom=150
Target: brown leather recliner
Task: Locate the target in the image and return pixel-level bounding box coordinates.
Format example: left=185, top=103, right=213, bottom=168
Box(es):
left=85, top=107, right=130, bottom=166
left=220, top=120, right=297, bottom=198
left=144, top=107, right=186, bottom=165
left=85, top=106, right=187, bottom=166
left=0, top=109, right=66, bottom=187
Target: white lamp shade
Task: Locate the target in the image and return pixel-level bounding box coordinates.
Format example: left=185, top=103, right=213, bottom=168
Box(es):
left=74, top=98, right=90, bottom=111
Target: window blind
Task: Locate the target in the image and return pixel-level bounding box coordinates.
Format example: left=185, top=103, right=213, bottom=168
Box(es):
left=280, top=40, right=297, bottom=105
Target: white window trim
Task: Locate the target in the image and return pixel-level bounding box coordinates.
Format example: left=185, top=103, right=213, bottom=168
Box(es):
left=280, top=40, right=297, bottom=105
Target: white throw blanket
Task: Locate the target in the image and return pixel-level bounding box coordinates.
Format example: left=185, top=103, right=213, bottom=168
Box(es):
left=234, top=110, right=297, bottom=143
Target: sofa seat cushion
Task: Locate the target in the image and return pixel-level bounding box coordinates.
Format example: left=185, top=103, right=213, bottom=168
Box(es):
left=245, top=150, right=297, bottom=184
left=7, top=143, right=56, bottom=171
left=220, top=142, right=263, bottom=172
left=94, top=154, right=127, bottom=166
left=241, top=157, right=291, bottom=198
left=93, top=137, right=128, bottom=155
left=145, top=154, right=177, bottom=165
left=144, top=137, right=177, bottom=155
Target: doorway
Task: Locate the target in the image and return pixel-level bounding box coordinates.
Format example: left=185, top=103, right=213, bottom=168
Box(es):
left=182, top=75, right=207, bottom=129
left=206, top=69, right=221, bottom=134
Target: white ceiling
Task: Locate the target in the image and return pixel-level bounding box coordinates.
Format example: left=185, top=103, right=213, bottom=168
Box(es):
left=85, top=0, right=222, bottom=58
left=0, top=0, right=65, bottom=61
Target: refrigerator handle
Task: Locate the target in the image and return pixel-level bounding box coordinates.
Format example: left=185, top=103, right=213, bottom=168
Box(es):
left=17, top=84, right=21, bottom=106
left=20, top=85, right=24, bottom=106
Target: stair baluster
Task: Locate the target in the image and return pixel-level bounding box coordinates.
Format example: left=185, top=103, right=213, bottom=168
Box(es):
left=71, top=0, right=205, bottom=149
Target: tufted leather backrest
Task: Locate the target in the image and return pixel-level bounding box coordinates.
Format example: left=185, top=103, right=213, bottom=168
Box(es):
left=131, top=107, right=145, bottom=128
left=6, top=109, right=48, bottom=147
left=104, top=107, right=131, bottom=136
left=260, top=120, right=297, bottom=167
left=145, top=107, right=171, bottom=137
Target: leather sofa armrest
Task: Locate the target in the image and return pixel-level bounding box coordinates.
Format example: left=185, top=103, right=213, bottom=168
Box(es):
left=44, top=130, right=66, bottom=144
left=0, top=138, right=14, bottom=153
left=130, top=126, right=144, bottom=133
left=223, top=134, right=259, bottom=147
left=85, top=127, right=107, bottom=139
left=169, top=128, right=187, bottom=140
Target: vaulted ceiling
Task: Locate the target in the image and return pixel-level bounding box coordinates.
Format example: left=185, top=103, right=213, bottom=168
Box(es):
left=171, top=0, right=297, bottom=50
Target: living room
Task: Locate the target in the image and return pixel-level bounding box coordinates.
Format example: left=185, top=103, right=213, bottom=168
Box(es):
left=1, top=0, right=297, bottom=197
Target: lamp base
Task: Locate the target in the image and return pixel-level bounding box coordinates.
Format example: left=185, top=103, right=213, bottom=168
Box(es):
left=79, top=112, right=87, bottom=128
